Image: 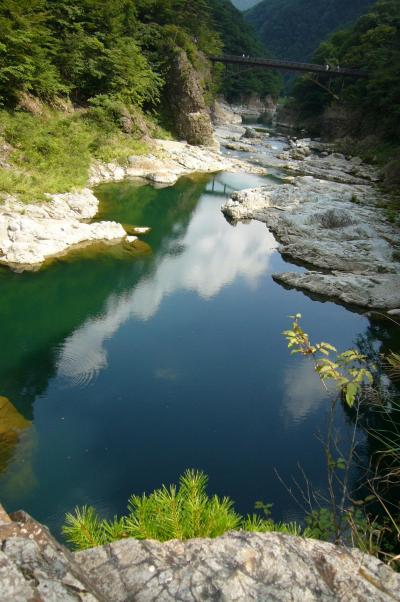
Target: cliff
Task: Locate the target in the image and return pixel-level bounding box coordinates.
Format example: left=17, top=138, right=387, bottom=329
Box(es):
left=165, top=50, right=215, bottom=147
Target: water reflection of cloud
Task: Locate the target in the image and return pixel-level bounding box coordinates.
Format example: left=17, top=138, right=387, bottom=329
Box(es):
left=57, top=195, right=277, bottom=386
left=283, top=360, right=327, bottom=423
left=154, top=368, right=179, bottom=381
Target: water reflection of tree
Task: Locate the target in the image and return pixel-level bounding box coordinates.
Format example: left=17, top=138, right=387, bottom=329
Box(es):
left=0, top=396, right=38, bottom=500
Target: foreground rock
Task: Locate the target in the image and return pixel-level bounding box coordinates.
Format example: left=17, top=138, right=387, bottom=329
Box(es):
left=222, top=173, right=400, bottom=310
left=1, top=506, right=400, bottom=602
left=0, top=189, right=126, bottom=269
left=0, top=506, right=105, bottom=601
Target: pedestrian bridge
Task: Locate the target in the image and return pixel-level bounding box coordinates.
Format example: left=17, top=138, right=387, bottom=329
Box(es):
left=208, top=54, right=368, bottom=78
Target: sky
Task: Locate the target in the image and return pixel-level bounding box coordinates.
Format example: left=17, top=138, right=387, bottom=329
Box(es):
left=231, top=0, right=261, bottom=11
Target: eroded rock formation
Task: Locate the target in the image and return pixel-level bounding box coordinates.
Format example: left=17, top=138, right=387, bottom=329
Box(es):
left=165, top=50, right=215, bottom=146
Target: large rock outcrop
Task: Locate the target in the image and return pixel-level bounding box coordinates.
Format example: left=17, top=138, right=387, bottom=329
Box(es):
left=1, top=505, right=400, bottom=601
left=222, top=177, right=400, bottom=310
left=0, top=189, right=127, bottom=270
left=165, top=50, right=215, bottom=146
left=219, top=130, right=400, bottom=311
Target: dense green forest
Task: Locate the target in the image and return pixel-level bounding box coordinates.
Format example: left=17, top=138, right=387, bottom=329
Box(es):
left=209, top=0, right=281, bottom=101
left=246, top=0, right=375, bottom=61
left=0, top=0, right=278, bottom=109
left=0, top=0, right=279, bottom=199
left=0, top=0, right=218, bottom=108
left=291, top=0, right=400, bottom=152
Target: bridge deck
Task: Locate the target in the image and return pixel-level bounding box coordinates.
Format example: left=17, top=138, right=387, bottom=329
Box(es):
left=209, top=54, right=367, bottom=78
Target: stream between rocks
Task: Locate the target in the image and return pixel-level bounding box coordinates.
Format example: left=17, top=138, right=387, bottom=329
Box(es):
left=0, top=122, right=399, bottom=538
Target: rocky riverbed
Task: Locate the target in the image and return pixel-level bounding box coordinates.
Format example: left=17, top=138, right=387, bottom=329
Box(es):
left=218, top=115, right=400, bottom=311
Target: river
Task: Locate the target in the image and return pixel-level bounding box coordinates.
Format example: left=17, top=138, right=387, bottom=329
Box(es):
left=0, top=133, right=397, bottom=539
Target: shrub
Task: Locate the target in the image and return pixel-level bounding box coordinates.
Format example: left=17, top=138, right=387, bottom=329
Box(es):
left=63, top=469, right=305, bottom=551
left=0, top=106, right=150, bottom=200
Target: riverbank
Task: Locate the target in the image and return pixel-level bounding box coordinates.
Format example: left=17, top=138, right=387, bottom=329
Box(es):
left=0, top=138, right=262, bottom=270
left=1, top=107, right=399, bottom=311
left=218, top=118, right=400, bottom=311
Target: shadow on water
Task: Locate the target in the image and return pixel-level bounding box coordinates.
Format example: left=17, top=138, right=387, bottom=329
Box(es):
left=0, top=170, right=398, bottom=539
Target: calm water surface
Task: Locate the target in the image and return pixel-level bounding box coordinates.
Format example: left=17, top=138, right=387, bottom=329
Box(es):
left=0, top=169, right=396, bottom=538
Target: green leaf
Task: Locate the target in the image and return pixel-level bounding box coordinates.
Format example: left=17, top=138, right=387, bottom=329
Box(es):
left=345, top=382, right=358, bottom=407
left=336, top=458, right=346, bottom=470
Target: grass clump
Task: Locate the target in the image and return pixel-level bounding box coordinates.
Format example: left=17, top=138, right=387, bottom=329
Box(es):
left=0, top=105, right=152, bottom=202
left=63, top=470, right=305, bottom=551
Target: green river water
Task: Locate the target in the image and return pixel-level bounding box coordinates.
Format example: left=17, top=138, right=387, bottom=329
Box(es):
left=0, top=168, right=398, bottom=539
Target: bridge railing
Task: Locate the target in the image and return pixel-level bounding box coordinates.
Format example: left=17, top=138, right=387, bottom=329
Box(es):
left=208, top=54, right=368, bottom=78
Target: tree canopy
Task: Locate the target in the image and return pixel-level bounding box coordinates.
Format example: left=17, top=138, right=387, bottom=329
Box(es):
left=292, top=0, right=400, bottom=143
left=246, top=0, right=375, bottom=62
left=0, top=0, right=279, bottom=108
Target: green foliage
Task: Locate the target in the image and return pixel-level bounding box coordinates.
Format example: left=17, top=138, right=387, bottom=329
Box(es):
left=246, top=0, right=375, bottom=62
left=283, top=314, right=374, bottom=407
left=283, top=314, right=400, bottom=565
left=63, top=469, right=306, bottom=551
left=208, top=0, right=282, bottom=101
left=292, top=0, right=400, bottom=144
left=0, top=0, right=162, bottom=107
left=305, top=507, right=385, bottom=556
left=0, top=108, right=148, bottom=200
left=0, top=0, right=65, bottom=104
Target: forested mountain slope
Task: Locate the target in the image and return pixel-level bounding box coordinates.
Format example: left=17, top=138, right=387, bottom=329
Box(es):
left=246, top=0, right=375, bottom=61
left=209, top=0, right=281, bottom=100
left=291, top=0, right=400, bottom=166
left=0, top=0, right=278, bottom=111
left=0, top=0, right=279, bottom=200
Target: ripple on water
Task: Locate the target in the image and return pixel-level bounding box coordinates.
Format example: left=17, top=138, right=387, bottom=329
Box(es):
left=56, top=326, right=108, bottom=388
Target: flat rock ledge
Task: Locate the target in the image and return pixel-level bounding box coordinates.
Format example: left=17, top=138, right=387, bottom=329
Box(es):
left=1, top=506, right=400, bottom=602
left=0, top=188, right=127, bottom=270
left=222, top=174, right=400, bottom=310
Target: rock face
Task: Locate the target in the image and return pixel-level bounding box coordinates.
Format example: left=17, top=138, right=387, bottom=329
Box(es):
left=212, top=100, right=243, bottom=126
left=165, top=50, right=215, bottom=146
left=0, top=189, right=126, bottom=269
left=232, top=95, right=277, bottom=123
left=0, top=506, right=105, bottom=601
left=1, top=506, right=400, bottom=602
left=273, top=271, right=400, bottom=310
